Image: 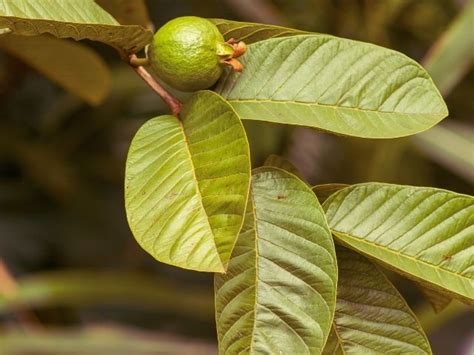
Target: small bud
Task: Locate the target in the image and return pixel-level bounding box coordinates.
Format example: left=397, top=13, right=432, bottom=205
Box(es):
left=232, top=41, right=247, bottom=58
left=225, top=58, right=243, bottom=72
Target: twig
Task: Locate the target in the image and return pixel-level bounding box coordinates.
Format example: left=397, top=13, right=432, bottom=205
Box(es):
left=128, top=54, right=182, bottom=116
left=129, top=56, right=149, bottom=67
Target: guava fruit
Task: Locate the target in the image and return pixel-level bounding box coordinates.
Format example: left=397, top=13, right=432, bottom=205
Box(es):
left=147, top=16, right=245, bottom=92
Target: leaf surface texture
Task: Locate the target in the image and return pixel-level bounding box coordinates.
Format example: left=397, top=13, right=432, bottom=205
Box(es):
left=216, top=35, right=448, bottom=138
left=0, top=0, right=152, bottom=52
left=212, top=18, right=306, bottom=44
left=323, top=247, right=432, bottom=354
left=215, top=167, right=337, bottom=354
left=323, top=183, right=474, bottom=302
left=125, top=91, right=250, bottom=272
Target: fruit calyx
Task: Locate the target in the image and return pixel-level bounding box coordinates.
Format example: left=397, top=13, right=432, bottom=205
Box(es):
left=218, top=38, right=247, bottom=72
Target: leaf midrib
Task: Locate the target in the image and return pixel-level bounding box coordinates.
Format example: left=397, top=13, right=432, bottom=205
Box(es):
left=229, top=99, right=447, bottom=117
left=332, top=230, right=473, bottom=297
left=330, top=323, right=347, bottom=355
left=0, top=15, right=135, bottom=28
left=178, top=121, right=224, bottom=272
left=248, top=194, right=259, bottom=355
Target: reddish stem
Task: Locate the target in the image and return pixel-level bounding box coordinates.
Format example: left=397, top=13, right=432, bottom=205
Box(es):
left=128, top=54, right=182, bottom=116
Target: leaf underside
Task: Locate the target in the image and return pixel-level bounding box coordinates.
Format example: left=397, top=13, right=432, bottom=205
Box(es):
left=215, top=167, right=337, bottom=354
left=215, top=35, right=448, bottom=139
left=323, top=246, right=432, bottom=354
left=313, top=182, right=455, bottom=313
left=0, top=34, right=110, bottom=105
left=323, top=183, right=474, bottom=303
left=125, top=91, right=250, bottom=272
left=211, top=18, right=307, bottom=44
left=0, top=0, right=152, bottom=53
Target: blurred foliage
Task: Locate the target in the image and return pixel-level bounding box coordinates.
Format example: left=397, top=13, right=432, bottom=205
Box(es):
left=0, top=0, right=472, bottom=354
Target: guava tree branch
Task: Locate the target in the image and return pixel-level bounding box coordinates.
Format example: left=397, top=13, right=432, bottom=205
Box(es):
left=128, top=54, right=182, bottom=116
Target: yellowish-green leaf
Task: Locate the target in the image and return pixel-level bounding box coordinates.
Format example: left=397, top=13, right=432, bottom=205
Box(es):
left=211, top=18, right=307, bottom=44
left=215, top=35, right=448, bottom=138
left=215, top=167, right=337, bottom=354
left=95, top=0, right=152, bottom=27
left=314, top=181, right=455, bottom=313
left=0, top=34, right=110, bottom=105
left=125, top=91, right=250, bottom=272
left=323, top=183, right=474, bottom=303
left=263, top=154, right=304, bottom=179
left=323, top=246, right=432, bottom=354
left=313, top=183, right=349, bottom=204
left=0, top=0, right=152, bottom=53
left=423, top=0, right=474, bottom=95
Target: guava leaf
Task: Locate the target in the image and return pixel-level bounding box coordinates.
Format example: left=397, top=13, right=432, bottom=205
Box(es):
left=215, top=35, right=448, bottom=138
left=423, top=0, right=474, bottom=95
left=313, top=182, right=454, bottom=313
left=323, top=247, right=432, bottom=354
left=211, top=18, right=306, bottom=44
left=0, top=0, right=152, bottom=53
left=263, top=154, right=303, bottom=179
left=215, top=167, right=337, bottom=354
left=313, top=184, right=349, bottom=204
left=0, top=34, right=110, bottom=105
left=125, top=91, right=250, bottom=273
left=323, top=183, right=474, bottom=303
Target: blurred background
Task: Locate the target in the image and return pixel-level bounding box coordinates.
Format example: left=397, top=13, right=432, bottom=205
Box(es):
left=0, top=0, right=473, bottom=354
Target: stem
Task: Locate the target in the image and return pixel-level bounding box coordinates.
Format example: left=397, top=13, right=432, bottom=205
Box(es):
left=129, top=56, right=150, bottom=67
left=128, top=54, right=182, bottom=116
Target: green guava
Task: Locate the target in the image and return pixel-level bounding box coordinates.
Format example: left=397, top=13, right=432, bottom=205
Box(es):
left=148, top=16, right=242, bottom=92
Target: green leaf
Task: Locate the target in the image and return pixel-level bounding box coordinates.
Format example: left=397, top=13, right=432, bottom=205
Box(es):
left=423, top=0, right=474, bottom=95
left=211, top=18, right=306, bottom=44
left=314, top=182, right=454, bottom=313
left=0, top=0, right=152, bottom=53
left=125, top=91, right=250, bottom=273
left=323, top=246, right=432, bottom=354
left=215, top=35, right=448, bottom=138
left=215, top=167, right=337, bottom=354
left=313, top=184, right=349, bottom=204
left=0, top=34, right=110, bottom=105
left=263, top=154, right=303, bottom=179
left=323, top=183, right=474, bottom=303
